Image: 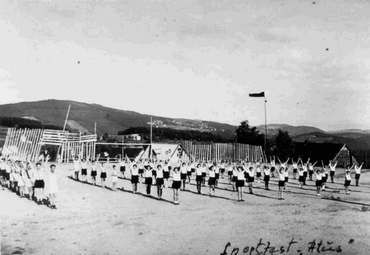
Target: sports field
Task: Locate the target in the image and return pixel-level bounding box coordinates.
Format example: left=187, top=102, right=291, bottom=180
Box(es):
left=1, top=165, right=370, bottom=255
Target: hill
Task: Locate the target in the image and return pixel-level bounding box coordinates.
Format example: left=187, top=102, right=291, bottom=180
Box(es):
left=0, top=99, right=236, bottom=138
left=257, top=124, right=324, bottom=137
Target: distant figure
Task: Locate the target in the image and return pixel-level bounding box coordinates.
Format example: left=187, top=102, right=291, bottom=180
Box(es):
left=354, top=163, right=364, bottom=186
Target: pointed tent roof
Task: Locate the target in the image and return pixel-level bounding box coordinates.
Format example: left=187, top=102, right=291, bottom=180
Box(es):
left=332, top=144, right=357, bottom=168
left=136, top=143, right=190, bottom=163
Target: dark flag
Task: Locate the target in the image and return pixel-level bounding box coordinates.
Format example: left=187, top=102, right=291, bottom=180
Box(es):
left=249, top=92, right=265, bottom=97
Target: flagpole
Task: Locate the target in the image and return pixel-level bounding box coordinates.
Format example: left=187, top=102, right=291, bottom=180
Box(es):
left=264, top=96, right=268, bottom=156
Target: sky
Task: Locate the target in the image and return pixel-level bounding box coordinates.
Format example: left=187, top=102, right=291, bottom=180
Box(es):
left=0, top=0, right=370, bottom=131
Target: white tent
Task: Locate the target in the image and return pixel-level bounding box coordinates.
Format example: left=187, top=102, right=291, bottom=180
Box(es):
left=135, top=143, right=190, bottom=163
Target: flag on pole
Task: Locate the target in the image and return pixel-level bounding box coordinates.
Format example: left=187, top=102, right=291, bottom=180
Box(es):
left=249, top=92, right=265, bottom=97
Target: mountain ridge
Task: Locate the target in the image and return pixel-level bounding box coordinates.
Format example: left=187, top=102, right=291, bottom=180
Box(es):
left=0, top=99, right=369, bottom=139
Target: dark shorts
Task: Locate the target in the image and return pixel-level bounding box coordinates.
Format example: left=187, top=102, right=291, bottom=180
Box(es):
left=145, top=177, right=153, bottom=185
left=208, top=177, right=216, bottom=186
left=156, top=178, right=164, bottom=186
left=284, top=177, right=288, bottom=183
left=34, top=179, right=45, bottom=188
left=228, top=171, right=233, bottom=176
left=202, top=172, right=206, bottom=178
left=303, top=172, right=308, bottom=178
left=355, top=173, right=360, bottom=180
left=139, top=169, right=144, bottom=174
left=81, top=169, right=87, bottom=175
left=293, top=168, right=298, bottom=173
left=248, top=177, right=255, bottom=183
left=220, top=168, right=225, bottom=174
left=196, top=175, right=202, bottom=182
left=152, top=170, right=157, bottom=177
left=172, top=180, right=181, bottom=189
left=4, top=172, right=10, bottom=180
left=298, top=176, right=304, bottom=182
left=264, top=175, right=270, bottom=182
left=191, top=168, right=195, bottom=173
left=120, top=166, right=125, bottom=172
left=330, top=171, right=335, bottom=177
left=271, top=167, right=275, bottom=172
left=278, top=180, right=285, bottom=187
left=344, top=180, right=351, bottom=187
left=187, top=171, right=192, bottom=176
left=322, top=176, right=327, bottom=183
left=256, top=172, right=262, bottom=178
left=163, top=171, right=170, bottom=179
left=316, top=180, right=322, bottom=187
left=131, top=175, right=139, bottom=184
left=101, top=172, right=107, bottom=179
left=180, top=173, right=187, bottom=180
left=91, top=170, right=97, bottom=177
left=244, top=172, right=250, bottom=179
left=215, top=173, right=220, bottom=179
left=236, top=180, right=245, bottom=187
left=309, top=170, right=314, bottom=175
left=232, top=176, right=237, bottom=182
left=0, top=169, right=4, bottom=177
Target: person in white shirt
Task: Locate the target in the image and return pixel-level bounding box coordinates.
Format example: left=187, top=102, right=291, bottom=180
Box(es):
left=344, top=167, right=353, bottom=195
left=171, top=167, right=181, bottom=204
left=308, top=161, right=317, bottom=181
left=73, top=156, right=81, bottom=180
left=277, top=167, right=286, bottom=200
left=180, top=162, right=188, bottom=191
left=156, top=164, right=164, bottom=199
left=315, top=169, right=323, bottom=196
left=236, top=166, right=245, bottom=201
left=329, top=160, right=337, bottom=183
left=163, top=164, right=170, bottom=188
left=144, top=165, right=153, bottom=195
left=80, top=158, right=88, bottom=182
left=354, top=163, right=363, bottom=186
left=214, top=164, right=220, bottom=187
left=263, top=165, right=271, bottom=190
left=46, top=164, right=58, bottom=209
left=291, top=159, right=298, bottom=180
left=90, top=161, right=98, bottom=185
left=201, top=163, right=207, bottom=185
left=100, top=162, right=108, bottom=187
left=247, top=166, right=255, bottom=194
left=111, top=165, right=118, bottom=190
left=298, top=165, right=305, bottom=189
left=195, top=164, right=203, bottom=194
left=208, top=165, right=216, bottom=196
left=256, top=163, right=262, bottom=183
left=130, top=164, right=139, bottom=193
left=33, top=161, right=46, bottom=204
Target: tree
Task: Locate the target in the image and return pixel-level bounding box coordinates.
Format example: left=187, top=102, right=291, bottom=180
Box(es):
left=235, top=121, right=264, bottom=145
left=274, top=129, right=294, bottom=160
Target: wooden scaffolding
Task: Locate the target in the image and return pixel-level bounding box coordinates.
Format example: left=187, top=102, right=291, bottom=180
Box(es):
left=1, top=128, right=97, bottom=162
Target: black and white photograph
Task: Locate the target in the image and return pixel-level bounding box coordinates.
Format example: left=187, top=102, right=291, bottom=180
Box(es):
left=0, top=0, right=370, bottom=254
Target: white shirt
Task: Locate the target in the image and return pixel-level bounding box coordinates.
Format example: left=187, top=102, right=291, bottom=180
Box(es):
left=345, top=173, right=351, bottom=181
left=209, top=170, right=215, bottom=178
left=173, top=171, right=181, bottom=181
left=131, top=167, right=138, bottom=176
left=355, top=166, right=362, bottom=174
left=144, top=169, right=152, bottom=178
left=156, top=169, right=163, bottom=178
left=237, top=171, right=245, bottom=180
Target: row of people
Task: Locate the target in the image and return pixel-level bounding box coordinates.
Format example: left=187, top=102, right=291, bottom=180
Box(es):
left=71, top=157, right=364, bottom=203
left=0, top=156, right=58, bottom=208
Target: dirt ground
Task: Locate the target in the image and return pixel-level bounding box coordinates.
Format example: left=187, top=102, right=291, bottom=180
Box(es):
left=1, top=165, right=370, bottom=255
